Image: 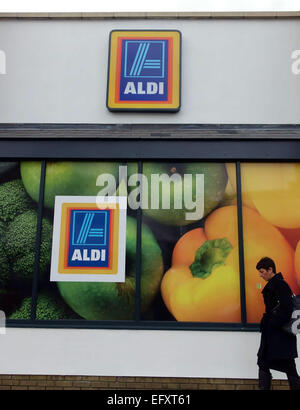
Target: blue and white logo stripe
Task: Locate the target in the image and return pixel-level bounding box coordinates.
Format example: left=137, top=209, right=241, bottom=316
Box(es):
left=124, top=40, right=165, bottom=79
left=143, top=60, right=161, bottom=69
left=73, top=211, right=106, bottom=245
left=129, top=42, right=150, bottom=76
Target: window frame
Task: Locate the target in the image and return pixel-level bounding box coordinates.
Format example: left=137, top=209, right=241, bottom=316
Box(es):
left=2, top=124, right=300, bottom=331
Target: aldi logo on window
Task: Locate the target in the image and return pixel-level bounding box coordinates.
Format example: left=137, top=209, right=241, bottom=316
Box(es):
left=50, top=196, right=127, bottom=282
left=68, top=209, right=110, bottom=266
left=107, top=30, right=181, bottom=112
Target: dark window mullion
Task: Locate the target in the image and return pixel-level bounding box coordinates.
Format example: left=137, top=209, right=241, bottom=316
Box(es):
left=135, top=161, right=143, bottom=322
left=30, top=160, right=46, bottom=321
left=236, top=161, right=247, bottom=326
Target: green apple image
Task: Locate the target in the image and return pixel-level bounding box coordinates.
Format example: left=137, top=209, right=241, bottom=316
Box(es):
left=127, top=162, right=227, bottom=226
left=20, top=161, right=121, bottom=209
left=56, top=215, right=164, bottom=320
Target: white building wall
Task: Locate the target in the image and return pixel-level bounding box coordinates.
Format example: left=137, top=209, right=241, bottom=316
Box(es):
left=0, top=328, right=295, bottom=380
left=0, top=18, right=300, bottom=379
left=0, top=18, right=300, bottom=124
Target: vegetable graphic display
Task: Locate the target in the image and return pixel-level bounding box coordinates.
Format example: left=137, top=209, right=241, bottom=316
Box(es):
left=0, top=233, right=10, bottom=299
left=0, top=179, right=33, bottom=222
left=9, top=292, right=78, bottom=320
left=21, top=161, right=121, bottom=209
left=57, top=216, right=164, bottom=320
left=0, top=164, right=55, bottom=317
left=127, top=162, right=228, bottom=226
left=172, top=228, right=207, bottom=267
left=161, top=238, right=241, bottom=322
left=240, top=163, right=300, bottom=229
left=294, top=242, right=300, bottom=282
left=5, top=210, right=53, bottom=283
left=2, top=159, right=300, bottom=325
left=278, top=227, right=300, bottom=249
left=225, top=163, right=255, bottom=209
left=205, top=205, right=300, bottom=323
left=161, top=202, right=300, bottom=324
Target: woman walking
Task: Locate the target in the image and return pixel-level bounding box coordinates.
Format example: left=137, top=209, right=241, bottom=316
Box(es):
left=256, top=257, right=300, bottom=390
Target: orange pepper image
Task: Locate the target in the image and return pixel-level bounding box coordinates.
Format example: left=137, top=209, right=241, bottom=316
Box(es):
left=172, top=228, right=207, bottom=266
left=161, top=205, right=300, bottom=324
left=240, top=163, right=300, bottom=229
left=225, top=163, right=256, bottom=210
left=278, top=227, right=300, bottom=250
left=161, top=237, right=241, bottom=323
left=294, top=241, right=300, bottom=281
left=205, top=205, right=300, bottom=323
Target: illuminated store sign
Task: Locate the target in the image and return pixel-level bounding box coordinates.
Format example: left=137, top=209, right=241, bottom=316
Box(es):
left=107, top=30, right=181, bottom=112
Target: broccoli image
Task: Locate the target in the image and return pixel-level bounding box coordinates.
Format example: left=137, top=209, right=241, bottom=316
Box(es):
left=5, top=210, right=53, bottom=283
left=0, top=221, right=10, bottom=298
left=0, top=241, right=10, bottom=290
left=0, top=220, right=5, bottom=237
left=0, top=179, right=33, bottom=223
left=9, top=292, right=79, bottom=320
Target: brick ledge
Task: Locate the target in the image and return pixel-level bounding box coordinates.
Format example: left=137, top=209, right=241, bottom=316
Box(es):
left=0, top=375, right=290, bottom=390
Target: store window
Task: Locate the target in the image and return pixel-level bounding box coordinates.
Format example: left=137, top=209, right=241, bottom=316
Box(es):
left=0, top=158, right=242, bottom=326
left=0, top=161, right=40, bottom=320
left=139, top=162, right=241, bottom=323
left=2, top=149, right=299, bottom=330
left=240, top=163, right=300, bottom=324
left=35, top=160, right=135, bottom=321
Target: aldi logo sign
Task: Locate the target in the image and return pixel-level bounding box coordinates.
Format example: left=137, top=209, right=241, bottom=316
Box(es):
left=121, top=39, right=167, bottom=100
left=107, top=30, right=181, bottom=112
left=50, top=196, right=127, bottom=282
left=68, top=209, right=110, bottom=267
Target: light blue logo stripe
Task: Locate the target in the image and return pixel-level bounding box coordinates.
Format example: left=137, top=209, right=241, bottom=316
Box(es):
left=82, top=213, right=94, bottom=244
left=76, top=212, right=94, bottom=245
left=76, top=212, right=89, bottom=244
left=71, top=210, right=108, bottom=246
left=129, top=43, right=143, bottom=76
left=136, top=43, right=150, bottom=76
left=132, top=43, right=146, bottom=75
left=123, top=40, right=165, bottom=79
left=132, top=42, right=147, bottom=76
left=77, top=213, right=90, bottom=244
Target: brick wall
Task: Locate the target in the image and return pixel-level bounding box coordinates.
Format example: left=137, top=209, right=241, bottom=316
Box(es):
left=0, top=375, right=290, bottom=390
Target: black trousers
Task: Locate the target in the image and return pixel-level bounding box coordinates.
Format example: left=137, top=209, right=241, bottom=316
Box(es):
left=257, top=356, right=299, bottom=377
left=257, top=329, right=298, bottom=377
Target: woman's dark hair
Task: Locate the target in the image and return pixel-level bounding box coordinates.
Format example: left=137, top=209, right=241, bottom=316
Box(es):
left=256, top=257, right=276, bottom=273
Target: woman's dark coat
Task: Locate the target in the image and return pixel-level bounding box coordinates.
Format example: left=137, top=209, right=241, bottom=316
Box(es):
left=257, top=273, right=298, bottom=361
